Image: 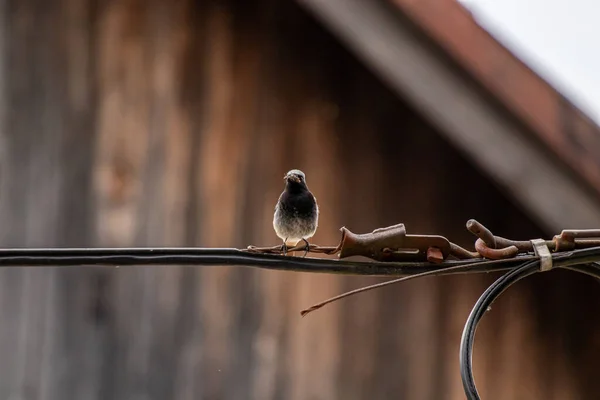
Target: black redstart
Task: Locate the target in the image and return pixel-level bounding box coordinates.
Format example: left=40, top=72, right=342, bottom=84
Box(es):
left=273, top=169, right=319, bottom=256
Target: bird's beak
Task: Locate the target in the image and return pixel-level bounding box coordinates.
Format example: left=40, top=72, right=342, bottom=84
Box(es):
left=284, top=174, right=300, bottom=183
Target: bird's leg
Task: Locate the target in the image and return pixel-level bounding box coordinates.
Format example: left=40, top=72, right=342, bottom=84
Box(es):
left=301, top=238, right=310, bottom=258
left=281, top=239, right=288, bottom=256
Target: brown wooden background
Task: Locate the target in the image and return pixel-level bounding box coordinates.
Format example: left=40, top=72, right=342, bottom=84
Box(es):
left=0, top=0, right=597, bottom=399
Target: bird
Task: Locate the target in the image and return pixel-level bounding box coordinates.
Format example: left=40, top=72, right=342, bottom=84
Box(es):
left=273, top=169, right=319, bottom=257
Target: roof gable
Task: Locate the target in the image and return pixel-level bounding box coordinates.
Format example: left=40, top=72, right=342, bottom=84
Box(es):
left=298, top=0, right=600, bottom=231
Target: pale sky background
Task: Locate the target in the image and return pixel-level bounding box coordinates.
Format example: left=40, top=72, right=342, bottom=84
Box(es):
left=459, top=0, right=600, bottom=124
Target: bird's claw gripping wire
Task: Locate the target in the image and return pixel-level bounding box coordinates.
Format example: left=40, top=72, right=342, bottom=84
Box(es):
left=247, top=242, right=340, bottom=256
left=301, top=239, right=310, bottom=258
left=280, top=239, right=310, bottom=257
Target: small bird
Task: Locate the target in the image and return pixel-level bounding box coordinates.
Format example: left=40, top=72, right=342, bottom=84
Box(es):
left=273, top=169, right=319, bottom=256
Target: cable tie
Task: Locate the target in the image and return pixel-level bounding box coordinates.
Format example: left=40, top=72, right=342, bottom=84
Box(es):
left=531, top=239, right=553, bottom=271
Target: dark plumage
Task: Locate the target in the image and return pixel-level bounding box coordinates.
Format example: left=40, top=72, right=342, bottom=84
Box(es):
left=273, top=169, right=319, bottom=256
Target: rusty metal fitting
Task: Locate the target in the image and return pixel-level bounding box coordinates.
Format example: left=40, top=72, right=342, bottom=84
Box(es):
left=553, top=229, right=600, bottom=252
left=474, top=238, right=519, bottom=259
left=552, top=233, right=575, bottom=252
left=338, top=224, right=453, bottom=262
left=426, top=247, right=444, bottom=263
left=466, top=219, right=496, bottom=248
left=449, top=243, right=481, bottom=259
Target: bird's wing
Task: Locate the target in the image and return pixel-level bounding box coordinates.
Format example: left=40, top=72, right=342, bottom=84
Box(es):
left=274, top=191, right=284, bottom=211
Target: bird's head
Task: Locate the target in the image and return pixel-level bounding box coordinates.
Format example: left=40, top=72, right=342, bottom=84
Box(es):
left=284, top=169, right=306, bottom=186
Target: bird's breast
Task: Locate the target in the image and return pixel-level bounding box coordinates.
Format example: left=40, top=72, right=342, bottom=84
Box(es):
left=280, top=191, right=316, bottom=216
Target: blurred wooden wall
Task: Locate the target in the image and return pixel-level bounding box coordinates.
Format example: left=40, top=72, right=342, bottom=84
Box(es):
left=0, top=0, right=597, bottom=399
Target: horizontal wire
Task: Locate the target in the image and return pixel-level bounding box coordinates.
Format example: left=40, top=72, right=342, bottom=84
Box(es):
left=0, top=247, right=536, bottom=276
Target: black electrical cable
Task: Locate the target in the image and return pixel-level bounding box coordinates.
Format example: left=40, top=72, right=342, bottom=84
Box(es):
left=0, top=247, right=533, bottom=277
left=459, top=248, right=600, bottom=400
left=459, top=260, right=540, bottom=400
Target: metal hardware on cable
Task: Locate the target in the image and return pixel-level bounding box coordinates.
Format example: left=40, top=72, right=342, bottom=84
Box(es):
left=531, top=238, right=553, bottom=271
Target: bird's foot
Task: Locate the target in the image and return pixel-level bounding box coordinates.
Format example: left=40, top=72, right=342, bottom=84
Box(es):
left=281, top=242, right=288, bottom=256
left=301, top=238, right=310, bottom=258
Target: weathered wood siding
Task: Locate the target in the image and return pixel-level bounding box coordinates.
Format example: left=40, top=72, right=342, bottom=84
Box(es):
left=0, top=0, right=597, bottom=399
